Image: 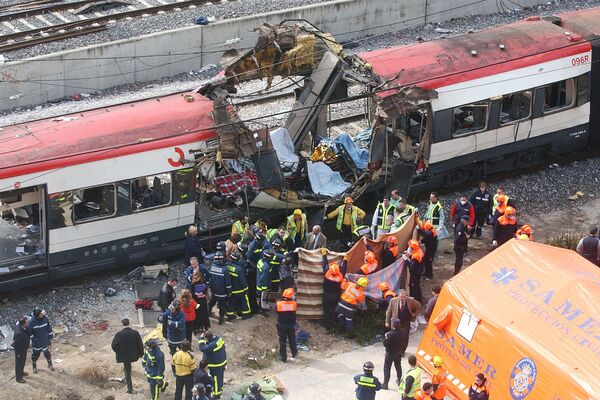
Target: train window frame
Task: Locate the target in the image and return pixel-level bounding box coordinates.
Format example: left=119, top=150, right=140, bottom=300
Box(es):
left=130, top=172, right=173, bottom=213
left=499, top=90, right=532, bottom=126
left=542, top=78, right=575, bottom=115
left=71, top=183, right=117, bottom=224
left=451, top=101, right=489, bottom=137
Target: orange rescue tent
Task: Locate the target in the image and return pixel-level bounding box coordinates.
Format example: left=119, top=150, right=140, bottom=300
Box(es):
left=417, top=239, right=600, bottom=399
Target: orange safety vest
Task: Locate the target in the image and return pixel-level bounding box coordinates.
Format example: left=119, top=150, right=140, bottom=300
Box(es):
left=383, top=289, right=395, bottom=301
left=340, top=282, right=365, bottom=306
left=360, top=261, right=378, bottom=275
left=414, top=389, right=432, bottom=400
left=389, top=246, right=398, bottom=257
left=325, top=269, right=343, bottom=282
left=276, top=300, right=297, bottom=312
left=497, top=215, right=516, bottom=226
left=496, top=203, right=507, bottom=215
left=411, top=248, right=424, bottom=263
left=432, top=366, right=447, bottom=398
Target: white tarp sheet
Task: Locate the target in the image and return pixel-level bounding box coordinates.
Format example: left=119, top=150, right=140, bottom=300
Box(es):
left=307, top=161, right=351, bottom=197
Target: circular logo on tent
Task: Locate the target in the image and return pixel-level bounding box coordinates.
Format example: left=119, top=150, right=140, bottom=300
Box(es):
left=509, top=357, right=537, bottom=399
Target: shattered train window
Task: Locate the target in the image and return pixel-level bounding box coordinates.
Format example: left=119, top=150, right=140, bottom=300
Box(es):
left=452, top=101, right=488, bottom=136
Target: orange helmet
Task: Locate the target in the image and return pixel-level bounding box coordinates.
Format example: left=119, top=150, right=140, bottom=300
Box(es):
left=378, top=282, right=390, bottom=291
left=282, top=288, right=295, bottom=299
left=504, top=206, right=516, bottom=216
left=521, top=224, right=532, bottom=235
left=386, top=236, right=398, bottom=246
left=408, top=239, right=420, bottom=250
left=365, top=251, right=376, bottom=263
left=344, top=197, right=353, bottom=204
left=496, top=194, right=506, bottom=204
left=328, top=262, right=340, bottom=275
left=423, top=221, right=433, bottom=231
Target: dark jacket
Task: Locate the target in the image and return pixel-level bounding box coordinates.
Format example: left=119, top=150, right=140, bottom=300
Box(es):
left=142, top=346, right=166, bottom=379
left=354, top=373, right=382, bottom=400
left=198, top=336, right=227, bottom=368
left=322, top=255, right=346, bottom=296
left=493, top=220, right=518, bottom=246
left=28, top=315, right=53, bottom=350
left=454, top=223, right=469, bottom=251
left=185, top=234, right=204, bottom=265
left=425, top=294, right=438, bottom=321
left=246, top=239, right=271, bottom=266
left=418, top=228, right=438, bottom=250
left=12, top=324, right=30, bottom=353
left=208, top=262, right=232, bottom=297
left=158, top=282, right=176, bottom=311
left=111, top=327, right=144, bottom=363
left=164, top=310, right=187, bottom=345
left=227, top=261, right=248, bottom=293
left=383, top=328, right=408, bottom=357
left=193, top=368, right=213, bottom=393
left=469, top=189, right=492, bottom=214
left=468, top=384, right=490, bottom=400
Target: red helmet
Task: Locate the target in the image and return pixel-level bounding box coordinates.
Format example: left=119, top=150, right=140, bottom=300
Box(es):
left=386, top=236, right=398, bottom=246
left=365, top=251, right=376, bottom=264
left=423, top=221, right=433, bottom=231
left=521, top=224, right=532, bottom=235
left=378, top=282, right=390, bottom=291
left=282, top=288, right=295, bottom=299
left=328, top=263, right=340, bottom=275
left=408, top=239, right=420, bottom=250
left=504, top=206, right=516, bottom=216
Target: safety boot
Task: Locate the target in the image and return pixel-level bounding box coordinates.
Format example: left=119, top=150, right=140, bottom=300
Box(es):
left=32, top=362, right=38, bottom=374
left=218, top=316, right=224, bottom=325
left=47, top=360, right=55, bottom=371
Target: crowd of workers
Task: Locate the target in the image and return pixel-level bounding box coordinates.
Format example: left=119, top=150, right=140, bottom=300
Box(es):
left=11, top=180, right=565, bottom=400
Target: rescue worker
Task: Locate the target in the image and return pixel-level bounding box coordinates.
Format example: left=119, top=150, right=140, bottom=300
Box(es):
left=192, top=383, right=210, bottom=400
left=417, top=221, right=437, bottom=280
left=208, top=251, right=232, bottom=325
left=450, top=194, right=474, bottom=233
left=276, top=288, right=298, bottom=363
left=226, top=250, right=251, bottom=320
left=215, top=240, right=227, bottom=254
left=286, top=209, right=308, bottom=249
left=414, top=383, right=434, bottom=400
left=469, top=182, right=492, bottom=238
left=254, top=217, right=269, bottom=232
left=142, top=339, right=168, bottom=400
left=161, top=300, right=187, bottom=354
left=491, top=193, right=508, bottom=224
left=269, top=242, right=285, bottom=292
left=390, top=190, right=402, bottom=208
left=172, top=340, right=197, bottom=400
left=424, top=192, right=444, bottom=233
left=280, top=255, right=295, bottom=291
left=198, top=331, right=227, bottom=400
left=29, top=306, right=54, bottom=373
left=399, top=355, right=422, bottom=400
left=193, top=360, right=213, bottom=397
left=326, top=197, right=366, bottom=249
left=371, top=196, right=396, bottom=238
left=336, top=277, right=368, bottom=335
left=12, top=316, right=29, bottom=384
left=430, top=356, right=447, bottom=400
left=454, top=215, right=470, bottom=276
left=382, top=318, right=407, bottom=390
left=256, top=249, right=275, bottom=311
left=576, top=227, right=600, bottom=265
left=404, top=240, right=424, bottom=304
left=360, top=250, right=379, bottom=275
left=354, top=361, right=382, bottom=400
left=246, top=228, right=271, bottom=314
left=468, top=373, right=490, bottom=400
left=378, top=282, right=395, bottom=309
left=492, top=206, right=518, bottom=248
left=382, top=236, right=399, bottom=269
left=244, top=383, right=266, bottom=400
left=231, top=213, right=250, bottom=241
left=393, top=198, right=416, bottom=229
left=515, top=224, right=534, bottom=241
left=322, top=248, right=348, bottom=328
left=158, top=277, right=178, bottom=338
left=354, top=224, right=373, bottom=244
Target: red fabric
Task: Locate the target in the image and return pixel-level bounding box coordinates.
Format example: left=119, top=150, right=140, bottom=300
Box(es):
left=214, top=171, right=259, bottom=198
left=181, top=299, right=198, bottom=322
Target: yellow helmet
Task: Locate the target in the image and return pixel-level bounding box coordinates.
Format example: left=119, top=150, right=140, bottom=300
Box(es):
left=433, top=355, right=444, bottom=367
left=357, top=277, right=369, bottom=287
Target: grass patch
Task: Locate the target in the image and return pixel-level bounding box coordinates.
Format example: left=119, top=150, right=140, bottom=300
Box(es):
left=241, top=349, right=276, bottom=369
left=353, top=303, right=386, bottom=345
left=77, top=363, right=109, bottom=386
left=543, top=232, right=582, bottom=250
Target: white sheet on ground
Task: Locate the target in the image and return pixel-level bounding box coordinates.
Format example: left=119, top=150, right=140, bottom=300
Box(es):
left=307, top=161, right=351, bottom=197
left=270, top=127, right=299, bottom=166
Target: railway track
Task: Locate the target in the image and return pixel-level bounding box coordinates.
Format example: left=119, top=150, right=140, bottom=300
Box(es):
left=0, top=0, right=216, bottom=52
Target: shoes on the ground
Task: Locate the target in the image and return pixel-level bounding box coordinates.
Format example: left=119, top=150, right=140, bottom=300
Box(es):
left=410, top=321, right=418, bottom=334
left=22, top=372, right=29, bottom=376
left=382, top=383, right=389, bottom=390
left=276, top=355, right=287, bottom=363
left=417, top=315, right=427, bottom=325
left=160, top=381, right=169, bottom=393
left=16, top=378, right=27, bottom=384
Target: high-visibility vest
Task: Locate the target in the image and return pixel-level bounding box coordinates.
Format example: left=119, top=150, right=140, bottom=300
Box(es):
left=231, top=220, right=249, bottom=236
left=340, top=282, right=365, bottom=306
left=414, top=389, right=432, bottom=400
left=493, top=194, right=510, bottom=210
left=276, top=300, right=297, bottom=312
left=286, top=214, right=307, bottom=239
left=336, top=205, right=358, bottom=231
left=396, top=204, right=415, bottom=227
left=375, top=202, right=395, bottom=229
left=432, top=366, right=448, bottom=398
left=325, top=269, right=343, bottom=282
left=412, top=248, right=424, bottom=263
left=425, top=202, right=442, bottom=228
left=399, top=367, right=422, bottom=398
left=360, top=261, right=378, bottom=275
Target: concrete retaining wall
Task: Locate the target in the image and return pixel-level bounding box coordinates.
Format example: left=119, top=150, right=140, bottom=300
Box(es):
left=0, top=0, right=549, bottom=112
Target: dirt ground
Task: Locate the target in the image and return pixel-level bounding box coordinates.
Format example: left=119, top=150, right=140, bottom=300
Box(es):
left=1, top=197, right=597, bottom=400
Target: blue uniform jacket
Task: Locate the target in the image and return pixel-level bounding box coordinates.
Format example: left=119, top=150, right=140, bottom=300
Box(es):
left=164, top=310, right=186, bottom=345
left=28, top=315, right=53, bottom=350
left=226, top=261, right=247, bottom=293
left=256, top=258, right=272, bottom=292
left=208, top=263, right=232, bottom=297
left=142, top=346, right=165, bottom=379
left=198, top=336, right=227, bottom=368
left=246, top=239, right=271, bottom=265
left=270, top=253, right=284, bottom=283
left=354, top=373, right=382, bottom=400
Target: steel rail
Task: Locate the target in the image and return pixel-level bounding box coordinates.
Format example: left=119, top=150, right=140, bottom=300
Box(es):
left=0, top=24, right=107, bottom=52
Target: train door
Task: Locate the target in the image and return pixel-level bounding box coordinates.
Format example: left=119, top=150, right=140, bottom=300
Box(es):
left=0, top=185, right=48, bottom=276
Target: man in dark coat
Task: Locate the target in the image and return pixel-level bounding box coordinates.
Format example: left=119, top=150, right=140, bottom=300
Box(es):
left=28, top=306, right=54, bottom=373
left=111, top=318, right=144, bottom=393
left=12, top=316, right=30, bottom=383
left=454, top=215, right=470, bottom=276
left=158, top=277, right=178, bottom=337
left=382, top=318, right=408, bottom=389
